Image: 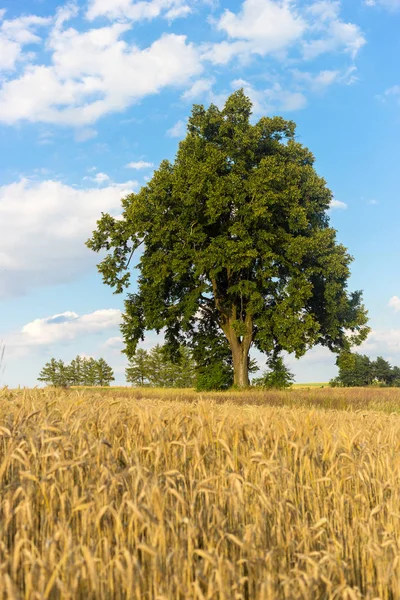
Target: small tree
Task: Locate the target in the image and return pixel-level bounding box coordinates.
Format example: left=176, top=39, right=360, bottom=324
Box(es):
left=96, top=358, right=115, bottom=386
left=334, top=352, right=373, bottom=387
left=371, top=356, right=393, bottom=385
left=38, top=359, right=69, bottom=387
left=253, top=354, right=294, bottom=389
left=126, top=348, right=151, bottom=386
left=68, top=355, right=85, bottom=386
left=82, top=358, right=98, bottom=386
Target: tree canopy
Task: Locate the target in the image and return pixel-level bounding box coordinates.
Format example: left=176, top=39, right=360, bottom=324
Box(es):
left=87, top=89, right=369, bottom=387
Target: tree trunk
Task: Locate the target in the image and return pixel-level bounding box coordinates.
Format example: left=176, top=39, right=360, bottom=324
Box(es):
left=232, top=344, right=250, bottom=387
left=222, top=313, right=253, bottom=388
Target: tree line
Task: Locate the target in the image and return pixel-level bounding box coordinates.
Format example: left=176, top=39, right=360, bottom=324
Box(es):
left=331, top=353, right=400, bottom=387
left=38, top=356, right=115, bottom=387
left=126, top=345, right=196, bottom=388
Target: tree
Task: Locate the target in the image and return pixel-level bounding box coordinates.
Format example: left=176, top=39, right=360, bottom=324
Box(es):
left=253, top=354, right=294, bottom=389
left=126, top=348, right=151, bottom=386
left=81, top=358, right=95, bottom=386
left=392, top=366, right=400, bottom=387
left=38, top=359, right=69, bottom=387
left=96, top=358, right=115, bottom=386
left=87, top=90, right=369, bottom=388
left=371, top=356, right=393, bottom=385
left=68, top=355, right=85, bottom=386
left=334, top=352, right=373, bottom=387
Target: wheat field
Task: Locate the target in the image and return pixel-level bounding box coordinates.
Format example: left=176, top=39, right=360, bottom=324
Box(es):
left=1, top=387, right=400, bottom=599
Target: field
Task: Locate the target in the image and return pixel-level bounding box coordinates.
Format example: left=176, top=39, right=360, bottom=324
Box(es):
left=1, top=387, right=400, bottom=599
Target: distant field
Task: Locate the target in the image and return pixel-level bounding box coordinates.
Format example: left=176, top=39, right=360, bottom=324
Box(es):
left=1, top=386, right=400, bottom=598
left=292, top=382, right=329, bottom=388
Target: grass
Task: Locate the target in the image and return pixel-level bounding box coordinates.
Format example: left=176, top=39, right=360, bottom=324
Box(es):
left=1, top=386, right=400, bottom=598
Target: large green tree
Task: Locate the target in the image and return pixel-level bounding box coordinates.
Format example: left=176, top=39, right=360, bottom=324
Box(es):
left=87, top=90, right=369, bottom=387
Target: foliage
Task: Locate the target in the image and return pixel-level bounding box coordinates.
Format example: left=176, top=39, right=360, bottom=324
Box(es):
left=87, top=89, right=369, bottom=387
left=195, top=361, right=232, bottom=391
left=125, top=348, right=150, bottom=386
left=38, top=356, right=115, bottom=387
left=38, top=358, right=70, bottom=388
left=331, top=352, right=400, bottom=387
left=126, top=345, right=196, bottom=388
left=253, top=353, right=294, bottom=389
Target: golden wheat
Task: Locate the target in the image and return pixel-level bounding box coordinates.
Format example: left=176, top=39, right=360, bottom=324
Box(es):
left=1, top=387, right=400, bottom=599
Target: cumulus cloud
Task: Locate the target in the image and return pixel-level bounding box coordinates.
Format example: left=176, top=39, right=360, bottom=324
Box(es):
left=0, top=12, right=50, bottom=71
left=388, top=296, right=400, bottom=312
left=2, top=310, right=122, bottom=362
left=0, top=177, right=137, bottom=296
left=203, top=0, right=365, bottom=65
left=0, top=20, right=202, bottom=126
left=86, top=0, right=192, bottom=22
left=181, top=77, right=216, bottom=101
left=21, top=309, right=122, bottom=345
left=303, top=2, right=365, bottom=60
left=330, top=199, right=347, bottom=209
left=359, top=329, right=400, bottom=355
left=0, top=1, right=366, bottom=127
left=126, top=161, right=154, bottom=169
left=216, top=0, right=306, bottom=55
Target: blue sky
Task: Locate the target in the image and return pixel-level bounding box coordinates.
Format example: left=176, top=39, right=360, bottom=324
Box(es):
left=1, top=0, right=400, bottom=386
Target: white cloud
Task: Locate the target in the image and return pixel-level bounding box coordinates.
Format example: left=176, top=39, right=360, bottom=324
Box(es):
left=0, top=178, right=138, bottom=296
left=167, top=119, right=187, bottom=137
left=330, top=199, right=347, bottom=209
left=86, top=0, right=192, bottom=22
left=365, top=0, right=400, bottom=10
left=0, top=12, right=50, bottom=71
left=359, top=329, right=400, bottom=355
left=0, top=1, right=365, bottom=128
left=291, top=67, right=358, bottom=92
left=19, top=309, right=122, bottom=346
left=203, top=0, right=365, bottom=65
left=182, top=77, right=215, bottom=101
left=93, top=172, right=110, bottom=184
left=231, top=78, right=307, bottom=113
left=303, top=2, right=365, bottom=60
left=0, top=19, right=202, bottom=126
left=126, top=160, right=154, bottom=169
left=389, top=296, right=400, bottom=312
left=217, top=0, right=306, bottom=55
left=104, top=336, right=124, bottom=348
